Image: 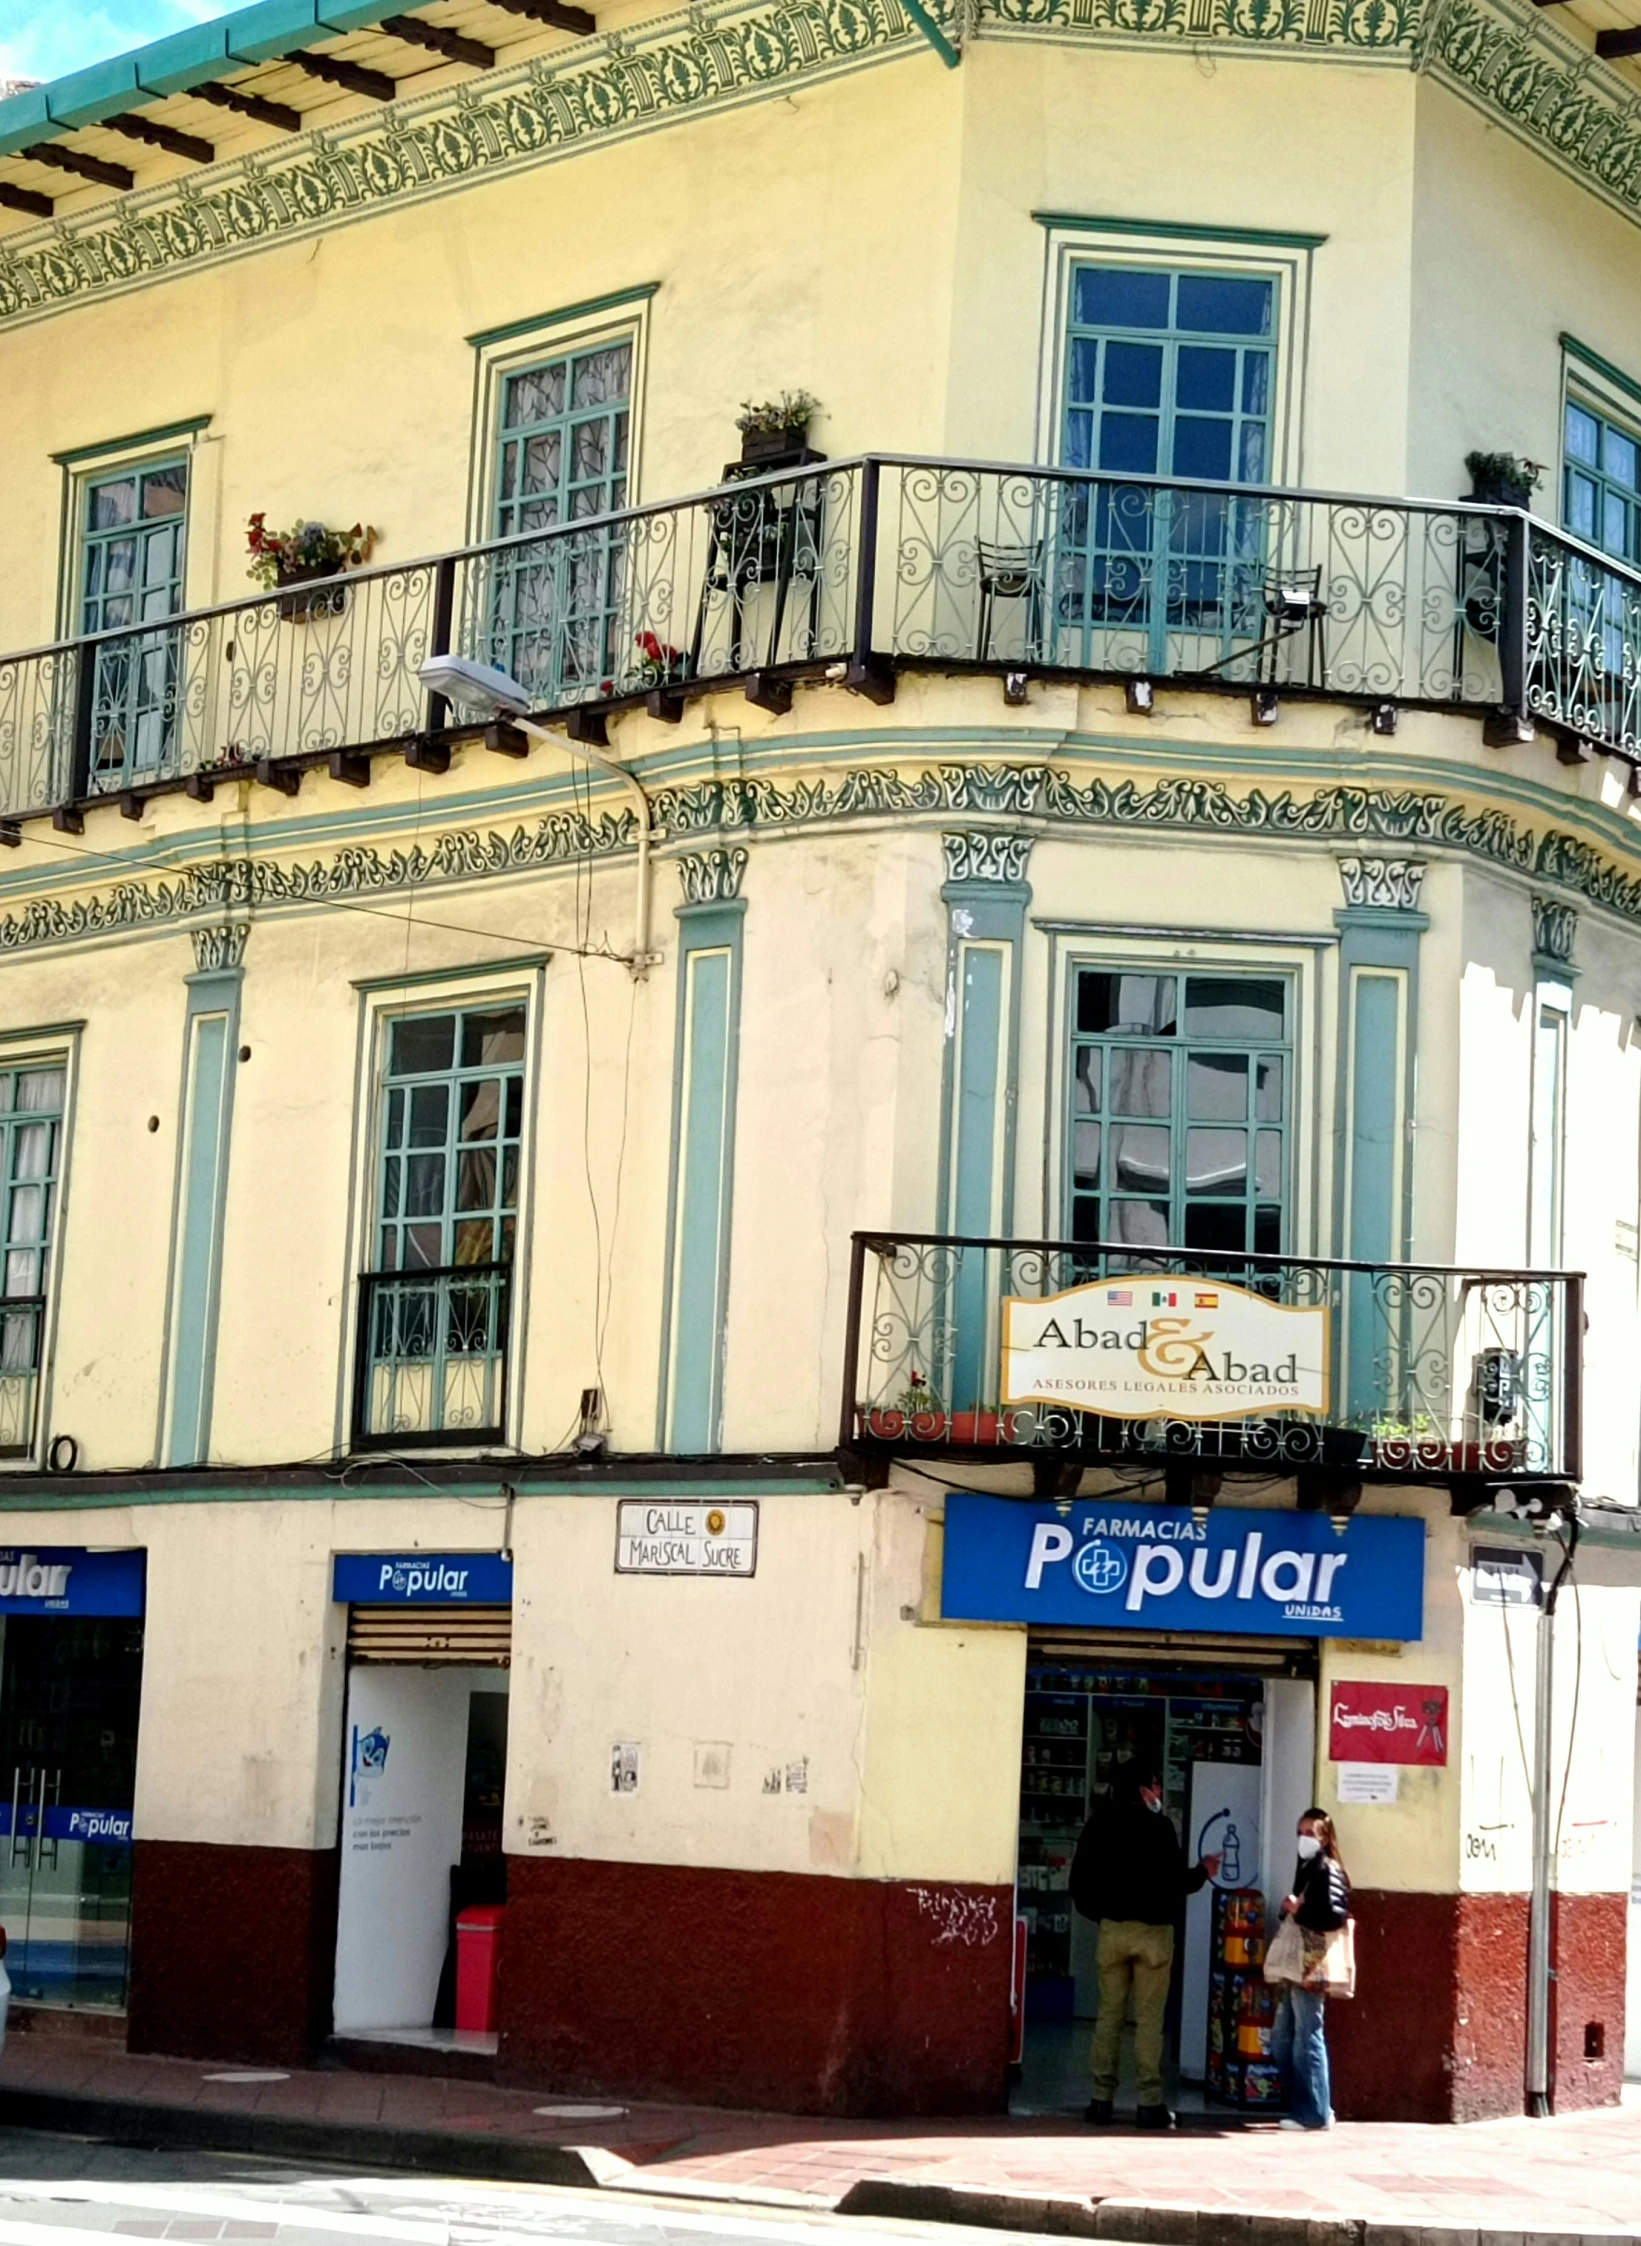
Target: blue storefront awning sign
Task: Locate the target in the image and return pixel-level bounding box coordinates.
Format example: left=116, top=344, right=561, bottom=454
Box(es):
left=941, top=1495, right=1425, bottom=1642
left=332, top=1552, right=513, bottom=1604
left=0, top=1548, right=144, bottom=1616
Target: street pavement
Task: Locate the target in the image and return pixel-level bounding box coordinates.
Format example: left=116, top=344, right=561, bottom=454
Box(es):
left=2, top=2037, right=1641, bottom=2238
left=0, top=2143, right=1022, bottom=2246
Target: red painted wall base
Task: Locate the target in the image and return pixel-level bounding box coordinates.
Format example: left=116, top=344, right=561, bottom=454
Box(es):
left=497, top=1854, right=1014, bottom=2115
left=128, top=1838, right=339, bottom=2068
left=1328, top=1888, right=1625, bottom=2121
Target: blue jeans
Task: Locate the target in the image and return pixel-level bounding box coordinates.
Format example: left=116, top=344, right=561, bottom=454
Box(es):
left=1272, top=1984, right=1330, bottom=2127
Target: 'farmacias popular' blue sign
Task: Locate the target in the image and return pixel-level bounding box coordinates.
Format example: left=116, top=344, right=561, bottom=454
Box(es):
left=333, top=1552, right=513, bottom=1604
left=941, top=1495, right=1424, bottom=1641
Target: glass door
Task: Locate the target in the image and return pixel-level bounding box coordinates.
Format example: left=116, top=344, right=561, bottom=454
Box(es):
left=82, top=459, right=189, bottom=791
left=0, top=1614, right=144, bottom=2009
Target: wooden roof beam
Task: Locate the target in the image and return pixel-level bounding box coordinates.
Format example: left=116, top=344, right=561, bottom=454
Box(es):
left=0, top=180, right=54, bottom=219
left=20, top=141, right=135, bottom=190
left=192, top=82, right=303, bottom=134
left=484, top=0, right=598, bottom=35
left=102, top=112, right=215, bottom=164
left=288, top=51, right=398, bottom=102
left=1596, top=25, right=1641, bottom=54
left=380, top=14, right=496, bottom=68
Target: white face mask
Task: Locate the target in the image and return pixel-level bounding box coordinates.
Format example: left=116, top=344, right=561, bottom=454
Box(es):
left=1296, top=1834, right=1322, bottom=1860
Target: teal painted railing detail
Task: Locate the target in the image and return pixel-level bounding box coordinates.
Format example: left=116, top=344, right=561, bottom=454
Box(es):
left=164, top=974, right=240, bottom=1467
left=660, top=898, right=744, bottom=1452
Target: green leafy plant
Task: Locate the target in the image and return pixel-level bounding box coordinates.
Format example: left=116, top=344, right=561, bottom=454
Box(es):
left=246, top=514, right=379, bottom=590
left=1464, top=451, right=1545, bottom=498
left=735, top=389, right=819, bottom=438
left=895, top=1367, right=943, bottom=1414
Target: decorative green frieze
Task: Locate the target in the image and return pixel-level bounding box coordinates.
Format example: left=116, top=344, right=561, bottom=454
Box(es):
left=0, top=0, right=930, bottom=329
left=977, top=0, right=1415, bottom=53
left=6, top=760, right=1641, bottom=956
left=1427, top=0, right=1641, bottom=228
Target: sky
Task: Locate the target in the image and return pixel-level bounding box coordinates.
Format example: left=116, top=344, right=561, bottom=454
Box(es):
left=0, top=1, right=223, bottom=88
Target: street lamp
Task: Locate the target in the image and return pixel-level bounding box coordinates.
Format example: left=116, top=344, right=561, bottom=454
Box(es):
left=417, top=656, right=659, bottom=978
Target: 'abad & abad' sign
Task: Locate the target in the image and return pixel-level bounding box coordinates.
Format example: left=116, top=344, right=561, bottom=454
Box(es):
left=1001, top=1275, right=1328, bottom=1421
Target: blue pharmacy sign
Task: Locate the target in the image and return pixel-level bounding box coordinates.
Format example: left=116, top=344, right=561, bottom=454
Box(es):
left=0, top=1547, right=144, bottom=1616
left=941, top=1495, right=1425, bottom=1641
left=332, top=1552, right=513, bottom=1604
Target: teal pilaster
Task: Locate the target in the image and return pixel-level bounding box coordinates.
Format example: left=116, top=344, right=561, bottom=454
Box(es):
left=1332, top=860, right=1427, bottom=1426
left=160, top=923, right=247, bottom=1468
left=937, top=832, right=1032, bottom=1413
left=658, top=851, right=746, bottom=1454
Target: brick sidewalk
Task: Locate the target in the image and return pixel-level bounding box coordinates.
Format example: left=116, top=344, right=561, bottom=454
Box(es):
left=0, top=2034, right=1638, bottom=2236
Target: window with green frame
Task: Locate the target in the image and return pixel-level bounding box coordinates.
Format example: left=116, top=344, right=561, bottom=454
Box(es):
left=1061, top=266, right=1275, bottom=483
left=1564, top=395, right=1641, bottom=563
left=484, top=340, right=633, bottom=701
left=0, top=1062, right=66, bottom=1455
left=81, top=457, right=189, bottom=788
left=375, top=1007, right=525, bottom=1274
left=1067, top=971, right=1289, bottom=1254
left=358, top=1007, right=526, bottom=1447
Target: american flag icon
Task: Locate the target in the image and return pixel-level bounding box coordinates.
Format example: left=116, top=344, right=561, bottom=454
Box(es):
left=1108, top=1289, right=1132, bottom=1306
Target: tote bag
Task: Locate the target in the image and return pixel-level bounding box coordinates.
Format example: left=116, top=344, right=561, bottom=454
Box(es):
left=1303, top=1919, right=1356, bottom=1999
left=1263, top=1917, right=1305, bottom=1985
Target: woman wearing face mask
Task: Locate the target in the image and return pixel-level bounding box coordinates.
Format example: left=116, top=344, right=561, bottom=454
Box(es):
left=1272, top=1809, right=1349, bottom=2131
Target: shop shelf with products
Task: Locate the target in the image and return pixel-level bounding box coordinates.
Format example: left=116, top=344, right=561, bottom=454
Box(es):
left=1205, top=1886, right=1282, bottom=2109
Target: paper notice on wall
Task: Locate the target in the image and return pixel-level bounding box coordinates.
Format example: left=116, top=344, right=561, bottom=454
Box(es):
left=1337, top=1762, right=1399, bottom=1804
left=610, top=1741, right=641, bottom=1794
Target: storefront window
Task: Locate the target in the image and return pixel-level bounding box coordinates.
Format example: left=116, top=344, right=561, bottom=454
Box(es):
left=0, top=1606, right=143, bottom=2010
left=1067, top=969, right=1290, bottom=1252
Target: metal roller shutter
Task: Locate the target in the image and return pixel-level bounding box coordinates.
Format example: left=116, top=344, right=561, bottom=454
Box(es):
left=347, top=1604, right=512, bottom=1665
left=1027, top=1628, right=1316, bottom=1677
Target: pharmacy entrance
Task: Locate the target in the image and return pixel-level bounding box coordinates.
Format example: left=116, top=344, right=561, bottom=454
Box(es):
left=331, top=1553, right=512, bottom=2057
left=1014, top=1629, right=1316, bottom=2115
left=0, top=1548, right=145, bottom=2013
left=937, top=1490, right=1428, bottom=2117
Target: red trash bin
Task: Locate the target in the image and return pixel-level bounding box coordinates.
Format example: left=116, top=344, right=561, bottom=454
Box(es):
left=455, top=1904, right=506, bottom=2033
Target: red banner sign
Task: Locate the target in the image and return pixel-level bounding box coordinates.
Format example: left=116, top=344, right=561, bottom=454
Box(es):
left=1328, top=1681, right=1448, bottom=1765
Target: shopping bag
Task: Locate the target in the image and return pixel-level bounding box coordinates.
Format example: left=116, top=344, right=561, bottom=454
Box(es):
left=1263, top=1916, right=1305, bottom=1985
left=1301, top=1919, right=1356, bottom=1999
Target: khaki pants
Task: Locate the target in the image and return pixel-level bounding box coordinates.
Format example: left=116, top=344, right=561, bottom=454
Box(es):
left=1090, top=1918, right=1174, bottom=2106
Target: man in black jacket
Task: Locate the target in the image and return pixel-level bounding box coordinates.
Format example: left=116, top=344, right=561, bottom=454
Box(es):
left=1068, top=1766, right=1220, bottom=2129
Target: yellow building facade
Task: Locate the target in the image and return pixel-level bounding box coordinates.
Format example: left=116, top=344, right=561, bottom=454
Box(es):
left=0, top=0, right=1637, bottom=2123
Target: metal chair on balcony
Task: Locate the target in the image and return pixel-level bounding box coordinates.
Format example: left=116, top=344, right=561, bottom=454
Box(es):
left=1191, top=564, right=1328, bottom=687
left=974, top=540, right=1045, bottom=663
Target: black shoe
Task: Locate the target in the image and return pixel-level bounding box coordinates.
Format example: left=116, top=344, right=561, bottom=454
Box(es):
left=1135, top=2103, right=1176, bottom=2130
left=1083, top=2097, right=1114, bottom=2124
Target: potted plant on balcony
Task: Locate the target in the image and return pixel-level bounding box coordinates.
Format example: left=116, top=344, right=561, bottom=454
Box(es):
left=246, top=514, right=379, bottom=620
left=736, top=390, right=819, bottom=467
left=1463, top=452, right=1544, bottom=509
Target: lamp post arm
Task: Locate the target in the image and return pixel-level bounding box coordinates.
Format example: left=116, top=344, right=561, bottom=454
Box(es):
left=518, top=716, right=660, bottom=979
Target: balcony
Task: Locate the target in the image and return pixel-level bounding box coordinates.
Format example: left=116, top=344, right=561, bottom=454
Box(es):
left=839, top=1232, right=1583, bottom=1498
left=2, top=457, right=1640, bottom=826
left=353, top=1263, right=510, bottom=1450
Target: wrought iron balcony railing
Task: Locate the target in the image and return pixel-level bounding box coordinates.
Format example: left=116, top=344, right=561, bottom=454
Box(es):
left=0, top=456, right=1635, bottom=826
left=353, top=1262, right=510, bottom=1450
left=840, top=1232, right=1582, bottom=1487
left=0, top=1294, right=46, bottom=1459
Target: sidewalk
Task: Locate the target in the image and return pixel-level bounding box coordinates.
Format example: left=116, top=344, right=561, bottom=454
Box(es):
left=0, top=2033, right=1638, bottom=2242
